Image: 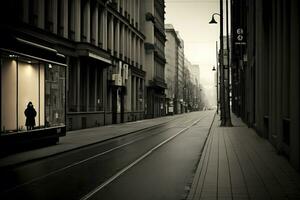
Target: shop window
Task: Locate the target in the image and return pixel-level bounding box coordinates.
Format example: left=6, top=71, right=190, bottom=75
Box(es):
left=1, top=53, right=66, bottom=134
left=1, top=56, right=17, bottom=132
left=45, top=64, right=66, bottom=127
left=17, top=59, right=44, bottom=130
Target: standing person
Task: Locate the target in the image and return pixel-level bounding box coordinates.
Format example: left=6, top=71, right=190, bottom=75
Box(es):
left=24, top=101, right=37, bottom=130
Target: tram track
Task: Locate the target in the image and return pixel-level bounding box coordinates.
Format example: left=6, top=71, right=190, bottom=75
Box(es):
left=0, top=112, right=212, bottom=200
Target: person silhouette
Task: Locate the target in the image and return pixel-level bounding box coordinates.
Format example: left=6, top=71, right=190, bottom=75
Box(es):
left=24, top=101, right=37, bottom=130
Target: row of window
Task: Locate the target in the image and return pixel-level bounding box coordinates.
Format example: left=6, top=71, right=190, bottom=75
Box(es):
left=14, top=0, right=144, bottom=69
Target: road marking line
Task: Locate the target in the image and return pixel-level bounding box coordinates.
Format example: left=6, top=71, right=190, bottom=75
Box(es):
left=2, top=116, right=191, bottom=193
left=2, top=135, right=152, bottom=194
left=80, top=117, right=204, bottom=200
left=2, top=114, right=208, bottom=195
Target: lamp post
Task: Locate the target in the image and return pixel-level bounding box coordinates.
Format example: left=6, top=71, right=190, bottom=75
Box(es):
left=212, top=65, right=218, bottom=114
left=209, top=0, right=232, bottom=126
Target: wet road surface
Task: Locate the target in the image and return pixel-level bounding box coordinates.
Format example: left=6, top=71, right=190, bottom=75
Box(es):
left=0, top=111, right=215, bottom=200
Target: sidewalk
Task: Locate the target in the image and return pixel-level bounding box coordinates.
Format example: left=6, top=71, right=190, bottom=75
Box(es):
left=188, top=114, right=300, bottom=200
left=0, top=114, right=182, bottom=168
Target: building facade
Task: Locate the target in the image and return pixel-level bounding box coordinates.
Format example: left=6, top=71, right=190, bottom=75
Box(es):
left=184, top=61, right=201, bottom=111
left=177, top=36, right=185, bottom=113
left=141, top=0, right=167, bottom=118
left=165, top=24, right=185, bottom=114
left=0, top=0, right=146, bottom=133
left=231, top=0, right=300, bottom=170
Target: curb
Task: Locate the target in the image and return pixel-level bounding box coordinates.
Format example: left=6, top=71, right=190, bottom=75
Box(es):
left=186, top=111, right=217, bottom=200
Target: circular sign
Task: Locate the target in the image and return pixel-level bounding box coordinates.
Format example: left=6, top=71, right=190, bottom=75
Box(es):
left=237, top=35, right=243, bottom=41
left=237, top=28, right=244, bottom=34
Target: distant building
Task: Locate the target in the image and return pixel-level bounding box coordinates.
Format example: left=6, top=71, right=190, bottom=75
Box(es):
left=165, top=24, right=183, bottom=114
left=177, top=36, right=185, bottom=113
left=184, top=59, right=202, bottom=111
left=142, top=0, right=167, bottom=118
left=190, top=64, right=200, bottom=85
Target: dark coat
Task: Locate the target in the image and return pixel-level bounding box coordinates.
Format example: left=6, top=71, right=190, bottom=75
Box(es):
left=25, top=106, right=37, bottom=126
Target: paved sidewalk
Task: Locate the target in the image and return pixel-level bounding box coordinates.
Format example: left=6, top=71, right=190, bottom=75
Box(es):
left=0, top=114, right=186, bottom=168
left=188, top=114, right=300, bottom=200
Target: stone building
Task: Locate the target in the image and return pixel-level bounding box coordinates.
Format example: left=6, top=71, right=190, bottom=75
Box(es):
left=231, top=0, right=300, bottom=170
left=165, top=24, right=184, bottom=114
left=141, top=0, right=167, bottom=118
left=0, top=0, right=146, bottom=132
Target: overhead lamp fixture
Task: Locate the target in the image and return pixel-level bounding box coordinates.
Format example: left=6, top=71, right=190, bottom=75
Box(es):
left=209, top=16, right=217, bottom=24
left=9, top=54, right=17, bottom=58
left=209, top=13, right=221, bottom=24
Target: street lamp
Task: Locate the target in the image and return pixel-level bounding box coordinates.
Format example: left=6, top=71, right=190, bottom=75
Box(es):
left=209, top=13, right=220, bottom=24
left=212, top=65, right=219, bottom=114
left=209, top=0, right=232, bottom=126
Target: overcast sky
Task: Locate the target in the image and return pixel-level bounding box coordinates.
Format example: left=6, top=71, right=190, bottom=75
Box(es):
left=165, top=0, right=221, bottom=106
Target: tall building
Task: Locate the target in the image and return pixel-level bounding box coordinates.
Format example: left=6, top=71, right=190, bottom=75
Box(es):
left=177, top=36, right=185, bottom=113
left=184, top=59, right=201, bottom=111
left=0, top=0, right=146, bottom=133
left=165, top=24, right=184, bottom=114
left=141, top=0, right=167, bottom=118
left=190, top=64, right=200, bottom=86
left=231, top=0, right=300, bottom=170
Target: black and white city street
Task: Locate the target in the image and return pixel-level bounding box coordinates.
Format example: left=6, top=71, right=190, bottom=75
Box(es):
left=0, top=111, right=215, bottom=200
left=1, top=0, right=300, bottom=199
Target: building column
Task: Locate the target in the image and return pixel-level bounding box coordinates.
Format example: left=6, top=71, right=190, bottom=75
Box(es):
left=53, top=0, right=58, bottom=34
left=76, top=59, right=81, bottom=111
left=132, top=0, right=135, bottom=25
left=136, top=37, right=139, bottom=66
left=141, top=79, right=144, bottom=112
left=122, top=25, right=126, bottom=59
left=94, top=67, right=98, bottom=111
left=128, top=30, right=132, bottom=63
left=101, top=8, right=108, bottom=49
left=103, top=67, right=108, bottom=111
left=275, top=0, right=284, bottom=150
left=126, top=70, right=132, bottom=112
left=268, top=1, right=276, bottom=141
left=290, top=0, right=300, bottom=170
left=132, top=34, right=135, bottom=65
left=74, top=0, right=81, bottom=42
left=254, top=0, right=264, bottom=135
left=109, top=15, right=114, bottom=55
left=132, top=76, right=136, bottom=111
left=141, top=40, right=144, bottom=69
left=38, top=0, right=45, bottom=29
left=115, top=20, right=120, bottom=57
left=63, top=0, right=69, bottom=38
left=22, top=0, right=29, bottom=23
left=127, top=28, right=130, bottom=61
left=86, top=65, right=90, bottom=111
left=83, top=0, right=91, bottom=43
left=128, top=0, right=131, bottom=19
left=137, top=0, right=140, bottom=28
left=92, top=3, right=99, bottom=45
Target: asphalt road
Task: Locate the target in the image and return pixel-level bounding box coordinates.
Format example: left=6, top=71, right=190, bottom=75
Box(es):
left=0, top=111, right=215, bottom=200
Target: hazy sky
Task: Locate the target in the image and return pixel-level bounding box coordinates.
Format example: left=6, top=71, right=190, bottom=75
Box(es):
left=165, top=0, right=220, bottom=106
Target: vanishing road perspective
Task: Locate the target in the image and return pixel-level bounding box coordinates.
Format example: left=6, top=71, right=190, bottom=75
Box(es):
left=1, top=111, right=215, bottom=200
left=1, top=0, right=300, bottom=200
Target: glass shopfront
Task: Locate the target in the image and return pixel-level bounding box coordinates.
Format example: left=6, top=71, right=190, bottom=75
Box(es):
left=0, top=52, right=66, bottom=134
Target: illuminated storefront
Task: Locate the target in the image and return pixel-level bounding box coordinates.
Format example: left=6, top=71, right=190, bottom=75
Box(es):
left=0, top=49, right=66, bottom=145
